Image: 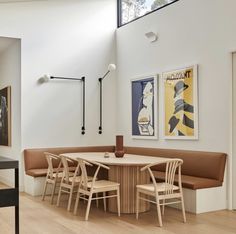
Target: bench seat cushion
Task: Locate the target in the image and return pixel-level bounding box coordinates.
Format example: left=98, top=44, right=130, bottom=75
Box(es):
left=153, top=171, right=222, bottom=190
left=26, top=167, right=76, bottom=177
left=26, top=169, right=48, bottom=177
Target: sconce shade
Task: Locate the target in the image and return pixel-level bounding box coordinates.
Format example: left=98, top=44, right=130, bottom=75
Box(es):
left=108, top=63, right=116, bottom=71
left=38, top=74, right=50, bottom=84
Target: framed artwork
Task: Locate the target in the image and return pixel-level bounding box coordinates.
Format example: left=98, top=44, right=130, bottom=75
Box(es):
left=131, top=75, right=158, bottom=139
left=0, top=86, right=11, bottom=146
left=163, top=65, right=198, bottom=139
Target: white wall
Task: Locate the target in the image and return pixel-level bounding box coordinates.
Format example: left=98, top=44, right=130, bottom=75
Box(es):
left=232, top=53, right=236, bottom=209
left=0, top=0, right=117, bottom=148
left=0, top=0, right=117, bottom=188
left=116, top=0, right=236, bottom=208
left=0, top=38, right=21, bottom=188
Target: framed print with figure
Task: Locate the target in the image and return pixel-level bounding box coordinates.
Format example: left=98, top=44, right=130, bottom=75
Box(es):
left=163, top=65, right=198, bottom=139
left=131, top=75, right=158, bottom=139
left=0, top=86, right=11, bottom=146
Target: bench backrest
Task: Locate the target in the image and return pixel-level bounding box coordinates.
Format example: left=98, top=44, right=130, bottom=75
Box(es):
left=24, top=145, right=227, bottom=183
left=24, top=146, right=115, bottom=171
left=125, top=147, right=227, bottom=182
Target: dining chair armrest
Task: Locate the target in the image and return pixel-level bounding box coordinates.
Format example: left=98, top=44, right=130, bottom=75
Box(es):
left=76, top=158, right=93, bottom=167
left=141, top=164, right=152, bottom=172
left=78, top=158, right=110, bottom=170
left=91, top=160, right=110, bottom=170
left=44, top=152, right=60, bottom=160
left=63, top=156, right=77, bottom=164
left=141, top=158, right=183, bottom=172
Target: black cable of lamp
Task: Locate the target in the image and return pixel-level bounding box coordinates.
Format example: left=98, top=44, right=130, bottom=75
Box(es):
left=81, top=76, right=85, bottom=135
left=98, top=77, right=103, bottom=134
left=98, top=64, right=116, bottom=134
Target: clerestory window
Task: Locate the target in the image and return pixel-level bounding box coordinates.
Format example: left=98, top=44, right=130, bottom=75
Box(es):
left=118, top=0, right=179, bottom=27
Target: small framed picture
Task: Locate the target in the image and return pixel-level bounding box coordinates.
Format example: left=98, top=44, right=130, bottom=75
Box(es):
left=131, top=75, right=158, bottom=139
left=163, top=65, right=198, bottom=139
left=0, top=86, right=11, bottom=146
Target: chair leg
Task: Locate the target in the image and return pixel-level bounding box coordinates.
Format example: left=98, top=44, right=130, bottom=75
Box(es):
left=67, top=187, right=73, bottom=211
left=56, top=185, right=62, bottom=207
left=117, top=187, right=120, bottom=217
left=42, top=181, right=48, bottom=201
left=73, top=190, right=80, bottom=215
left=156, top=198, right=163, bottom=227
left=162, top=199, right=165, bottom=215
left=50, top=182, right=56, bottom=204
left=181, top=196, right=186, bottom=223
left=85, top=192, right=93, bottom=221
left=103, top=192, right=106, bottom=212
left=136, top=189, right=139, bottom=220
left=96, top=193, right=99, bottom=208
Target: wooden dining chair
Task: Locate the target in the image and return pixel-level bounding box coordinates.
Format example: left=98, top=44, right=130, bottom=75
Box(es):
left=42, top=152, right=63, bottom=204
left=56, top=155, right=82, bottom=211
left=73, top=159, right=120, bottom=221
left=136, top=159, right=186, bottom=227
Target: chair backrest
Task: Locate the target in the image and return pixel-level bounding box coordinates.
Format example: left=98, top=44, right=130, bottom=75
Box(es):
left=141, top=159, right=183, bottom=194
left=61, top=155, right=79, bottom=183
left=44, top=152, right=61, bottom=179
left=77, top=158, right=109, bottom=191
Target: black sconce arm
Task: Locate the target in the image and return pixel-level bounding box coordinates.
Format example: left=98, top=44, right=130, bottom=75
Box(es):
left=49, top=76, right=86, bottom=135
left=98, top=70, right=111, bottom=134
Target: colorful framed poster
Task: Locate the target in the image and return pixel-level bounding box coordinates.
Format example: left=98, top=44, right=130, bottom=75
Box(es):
left=0, top=86, right=11, bottom=146
left=163, top=65, right=198, bottom=139
left=131, top=75, right=158, bottom=139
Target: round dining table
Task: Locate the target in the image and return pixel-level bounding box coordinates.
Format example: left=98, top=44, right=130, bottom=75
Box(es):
left=61, top=152, right=170, bottom=214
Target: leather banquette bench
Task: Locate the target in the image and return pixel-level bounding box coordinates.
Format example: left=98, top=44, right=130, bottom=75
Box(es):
left=125, top=147, right=227, bottom=190
left=23, top=146, right=114, bottom=197
left=24, top=146, right=114, bottom=178
left=24, top=146, right=227, bottom=213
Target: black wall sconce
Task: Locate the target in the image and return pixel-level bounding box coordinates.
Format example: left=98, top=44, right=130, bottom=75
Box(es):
left=38, top=74, right=86, bottom=135
left=98, top=64, right=116, bottom=134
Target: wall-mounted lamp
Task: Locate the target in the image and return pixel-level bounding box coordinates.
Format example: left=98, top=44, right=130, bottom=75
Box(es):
left=145, top=31, right=158, bottom=43
left=98, top=63, right=116, bottom=134
left=38, top=74, right=86, bottom=135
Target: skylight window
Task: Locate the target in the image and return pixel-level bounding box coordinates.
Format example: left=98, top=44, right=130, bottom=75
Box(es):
left=118, top=0, right=179, bottom=27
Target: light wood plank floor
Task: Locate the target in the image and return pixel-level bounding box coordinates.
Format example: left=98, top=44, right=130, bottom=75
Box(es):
left=0, top=190, right=235, bottom=234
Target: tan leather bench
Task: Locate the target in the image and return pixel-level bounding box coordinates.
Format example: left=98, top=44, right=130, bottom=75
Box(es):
left=23, top=145, right=227, bottom=213
left=125, top=147, right=227, bottom=190
left=24, top=146, right=115, bottom=178
left=24, top=145, right=226, bottom=190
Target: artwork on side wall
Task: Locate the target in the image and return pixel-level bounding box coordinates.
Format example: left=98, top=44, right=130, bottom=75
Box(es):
left=163, top=65, right=198, bottom=139
left=0, top=86, right=11, bottom=146
left=131, top=75, right=158, bottom=139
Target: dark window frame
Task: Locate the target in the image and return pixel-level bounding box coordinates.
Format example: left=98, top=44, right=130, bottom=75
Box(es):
left=117, top=0, right=180, bottom=28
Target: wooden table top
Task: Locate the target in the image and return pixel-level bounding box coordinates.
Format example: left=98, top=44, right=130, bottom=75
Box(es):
left=60, top=152, right=172, bottom=166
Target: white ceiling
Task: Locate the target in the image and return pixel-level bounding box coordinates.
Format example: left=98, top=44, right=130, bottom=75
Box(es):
left=0, top=37, right=18, bottom=54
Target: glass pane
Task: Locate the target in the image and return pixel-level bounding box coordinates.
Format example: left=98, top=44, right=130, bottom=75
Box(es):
left=121, top=0, right=176, bottom=25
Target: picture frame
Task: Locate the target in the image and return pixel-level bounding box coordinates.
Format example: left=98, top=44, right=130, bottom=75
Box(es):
left=0, top=86, right=11, bottom=146
left=131, top=75, right=158, bottom=139
left=163, top=65, right=198, bottom=140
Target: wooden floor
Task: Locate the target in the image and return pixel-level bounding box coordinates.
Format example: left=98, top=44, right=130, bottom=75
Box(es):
left=0, top=190, right=235, bottom=234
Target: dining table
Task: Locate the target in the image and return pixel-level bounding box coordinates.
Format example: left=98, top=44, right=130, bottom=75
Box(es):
left=61, top=152, right=172, bottom=214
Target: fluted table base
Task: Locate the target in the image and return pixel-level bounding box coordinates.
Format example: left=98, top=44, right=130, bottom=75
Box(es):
left=108, top=165, right=150, bottom=214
